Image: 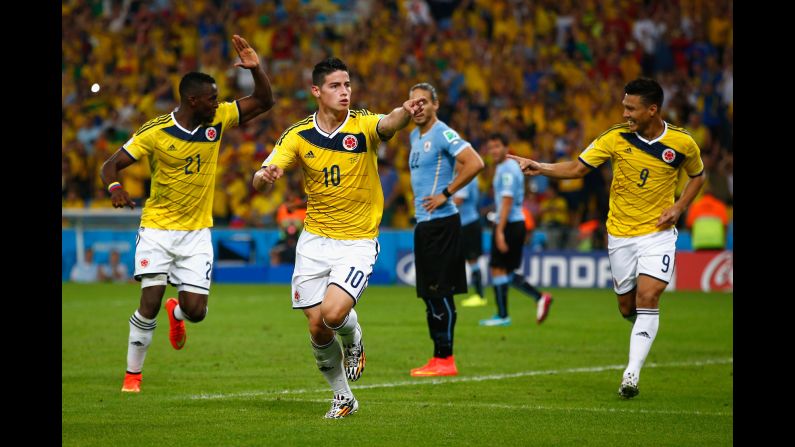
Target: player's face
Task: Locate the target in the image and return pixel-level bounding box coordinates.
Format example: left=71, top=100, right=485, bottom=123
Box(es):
left=191, top=83, right=220, bottom=124
left=313, top=70, right=351, bottom=112
left=622, top=94, right=656, bottom=134
left=409, top=89, right=437, bottom=126
left=487, top=139, right=507, bottom=163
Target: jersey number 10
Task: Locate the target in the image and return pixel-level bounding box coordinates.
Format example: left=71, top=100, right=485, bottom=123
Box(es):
left=323, top=165, right=341, bottom=187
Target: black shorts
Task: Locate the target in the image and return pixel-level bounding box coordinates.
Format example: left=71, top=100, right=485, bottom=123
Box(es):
left=460, top=220, right=483, bottom=260
left=489, top=220, right=527, bottom=271
left=414, top=213, right=468, bottom=298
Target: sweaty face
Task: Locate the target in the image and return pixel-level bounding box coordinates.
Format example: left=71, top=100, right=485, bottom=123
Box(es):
left=622, top=94, right=654, bottom=134
left=313, top=70, right=351, bottom=112
left=409, top=88, right=437, bottom=126
left=191, top=83, right=219, bottom=124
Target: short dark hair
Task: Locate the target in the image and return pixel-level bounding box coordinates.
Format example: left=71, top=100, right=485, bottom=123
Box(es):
left=409, top=82, right=438, bottom=102
left=487, top=132, right=509, bottom=147
left=179, top=72, right=216, bottom=99
left=624, top=78, right=664, bottom=108
left=312, top=57, right=348, bottom=86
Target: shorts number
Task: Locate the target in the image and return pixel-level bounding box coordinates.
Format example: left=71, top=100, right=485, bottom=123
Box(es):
left=323, top=165, right=341, bottom=187
left=661, top=254, right=670, bottom=273
left=205, top=261, right=213, bottom=280
left=185, top=154, right=202, bottom=175
left=345, top=267, right=365, bottom=288
left=637, top=168, right=649, bottom=187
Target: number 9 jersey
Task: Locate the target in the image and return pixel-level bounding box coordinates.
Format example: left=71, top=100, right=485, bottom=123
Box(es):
left=578, top=122, right=704, bottom=237
left=121, top=101, right=241, bottom=230
left=263, top=110, right=387, bottom=240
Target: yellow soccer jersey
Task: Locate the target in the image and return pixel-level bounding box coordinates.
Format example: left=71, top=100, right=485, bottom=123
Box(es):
left=122, top=101, right=240, bottom=230
left=263, top=109, right=386, bottom=239
left=579, top=122, right=704, bottom=237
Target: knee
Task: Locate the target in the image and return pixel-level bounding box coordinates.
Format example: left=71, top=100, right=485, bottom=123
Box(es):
left=309, top=321, right=333, bottom=344
left=635, top=291, right=660, bottom=308
left=182, top=303, right=207, bottom=322
left=320, top=304, right=349, bottom=329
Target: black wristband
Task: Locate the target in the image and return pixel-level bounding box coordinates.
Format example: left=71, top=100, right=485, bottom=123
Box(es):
left=442, top=187, right=452, bottom=198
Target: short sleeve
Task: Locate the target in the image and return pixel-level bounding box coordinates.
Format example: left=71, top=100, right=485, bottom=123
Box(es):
left=579, top=135, right=612, bottom=169
left=682, top=139, right=705, bottom=177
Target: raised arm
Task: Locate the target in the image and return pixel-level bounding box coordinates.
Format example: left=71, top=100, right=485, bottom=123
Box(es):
left=376, top=97, right=425, bottom=140
left=232, top=34, right=275, bottom=124
left=506, top=154, right=591, bottom=179
left=100, top=149, right=138, bottom=209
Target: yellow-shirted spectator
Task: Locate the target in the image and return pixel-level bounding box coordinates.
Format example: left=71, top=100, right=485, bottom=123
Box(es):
left=63, top=187, right=86, bottom=209
left=619, top=50, right=641, bottom=82
left=90, top=187, right=114, bottom=208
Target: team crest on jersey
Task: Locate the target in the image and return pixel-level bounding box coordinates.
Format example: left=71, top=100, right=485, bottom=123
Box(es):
left=205, top=127, right=217, bottom=141
left=342, top=135, right=358, bottom=151
left=140, top=258, right=149, bottom=268
left=423, top=141, right=432, bottom=152
left=661, top=148, right=675, bottom=163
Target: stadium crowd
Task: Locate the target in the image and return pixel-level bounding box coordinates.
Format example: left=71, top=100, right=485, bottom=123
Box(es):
left=62, top=0, right=732, bottom=250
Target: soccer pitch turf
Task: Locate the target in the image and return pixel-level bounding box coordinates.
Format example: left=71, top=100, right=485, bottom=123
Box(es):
left=62, top=283, right=732, bottom=446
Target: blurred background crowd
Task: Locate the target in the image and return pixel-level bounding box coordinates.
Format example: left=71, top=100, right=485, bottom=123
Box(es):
left=62, top=0, right=733, bottom=251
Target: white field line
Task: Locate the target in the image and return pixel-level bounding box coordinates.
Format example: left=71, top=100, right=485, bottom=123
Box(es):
left=187, top=357, right=732, bottom=401
left=252, top=397, right=732, bottom=417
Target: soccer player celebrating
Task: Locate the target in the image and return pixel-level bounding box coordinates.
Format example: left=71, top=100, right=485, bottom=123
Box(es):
left=405, top=83, right=484, bottom=377
left=506, top=78, right=705, bottom=399
left=102, top=35, right=275, bottom=393
left=252, top=58, right=425, bottom=418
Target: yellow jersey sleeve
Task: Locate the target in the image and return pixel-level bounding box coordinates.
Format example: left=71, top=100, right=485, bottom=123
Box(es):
left=217, top=101, right=241, bottom=129
left=682, top=138, right=705, bottom=177
left=578, top=134, right=613, bottom=168
left=357, top=110, right=386, bottom=143
left=263, top=126, right=299, bottom=170
left=122, top=119, right=161, bottom=160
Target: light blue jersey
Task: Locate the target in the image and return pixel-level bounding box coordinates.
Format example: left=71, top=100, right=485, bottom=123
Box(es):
left=493, top=158, right=526, bottom=223
left=409, top=120, right=472, bottom=222
left=454, top=175, right=480, bottom=226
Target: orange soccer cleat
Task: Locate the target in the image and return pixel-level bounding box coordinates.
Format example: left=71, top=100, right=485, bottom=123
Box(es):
left=410, top=356, right=458, bottom=377
left=166, top=298, right=186, bottom=350
left=121, top=372, right=142, bottom=393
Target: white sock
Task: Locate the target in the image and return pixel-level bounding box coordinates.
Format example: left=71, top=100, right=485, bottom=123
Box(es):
left=173, top=305, right=185, bottom=321
left=311, top=336, right=352, bottom=398
left=624, top=308, right=659, bottom=382
left=127, top=311, right=156, bottom=373
left=333, top=309, right=361, bottom=347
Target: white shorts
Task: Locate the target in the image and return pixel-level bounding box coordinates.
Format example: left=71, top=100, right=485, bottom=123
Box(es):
left=134, top=227, right=214, bottom=294
left=291, top=231, right=380, bottom=309
left=608, top=227, right=677, bottom=294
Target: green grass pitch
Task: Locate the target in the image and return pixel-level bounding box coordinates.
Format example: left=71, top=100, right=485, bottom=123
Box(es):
left=63, top=283, right=732, bottom=446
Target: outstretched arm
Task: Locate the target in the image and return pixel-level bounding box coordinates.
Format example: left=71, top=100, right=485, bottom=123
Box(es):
left=376, top=98, right=426, bottom=140
left=506, top=154, right=591, bottom=179
left=100, top=149, right=138, bottom=209
left=232, top=34, right=275, bottom=124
